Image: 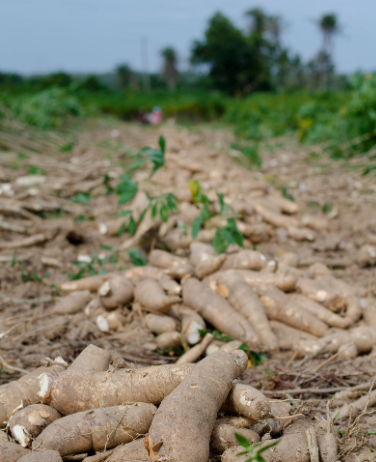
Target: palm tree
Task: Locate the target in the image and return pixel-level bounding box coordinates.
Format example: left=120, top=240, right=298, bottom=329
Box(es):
left=318, top=14, right=339, bottom=56
left=316, top=14, right=340, bottom=89
left=161, top=47, right=178, bottom=90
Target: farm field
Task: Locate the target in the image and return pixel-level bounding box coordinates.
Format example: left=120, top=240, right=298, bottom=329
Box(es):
left=1, top=111, right=376, bottom=461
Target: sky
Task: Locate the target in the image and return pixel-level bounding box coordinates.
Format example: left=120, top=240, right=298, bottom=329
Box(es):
left=1, top=0, right=374, bottom=76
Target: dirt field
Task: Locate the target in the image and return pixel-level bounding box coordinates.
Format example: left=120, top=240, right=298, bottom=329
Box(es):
left=1, top=119, right=376, bottom=460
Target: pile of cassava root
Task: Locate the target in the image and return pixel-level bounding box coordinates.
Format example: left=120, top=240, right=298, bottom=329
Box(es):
left=0, top=343, right=340, bottom=462
left=2, top=123, right=376, bottom=460
left=51, top=243, right=376, bottom=362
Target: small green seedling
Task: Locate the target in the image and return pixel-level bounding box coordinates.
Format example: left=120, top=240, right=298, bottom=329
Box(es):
left=235, top=434, right=279, bottom=462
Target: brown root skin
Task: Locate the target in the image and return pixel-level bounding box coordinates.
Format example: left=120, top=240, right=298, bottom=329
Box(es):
left=17, top=450, right=63, bottom=462
left=291, top=293, right=352, bottom=329
left=40, top=363, right=194, bottom=415
left=217, top=271, right=278, bottom=352
left=362, top=297, right=376, bottom=329
left=251, top=401, right=292, bottom=436
left=176, top=333, right=214, bottom=363
left=301, top=214, right=328, bottom=231
left=98, top=218, right=129, bottom=237
left=98, top=275, right=133, bottom=310
left=155, top=331, right=181, bottom=350
left=253, top=202, right=300, bottom=228
left=146, top=350, right=248, bottom=462
left=291, top=326, right=375, bottom=359
left=222, top=445, right=249, bottom=462
left=59, top=274, right=107, bottom=292
left=144, top=313, right=177, bottom=334
left=194, top=253, right=226, bottom=279
left=183, top=278, right=260, bottom=349
left=54, top=290, right=91, bottom=315
left=314, top=422, right=338, bottom=462
left=210, top=422, right=260, bottom=454
left=230, top=417, right=311, bottom=462
left=149, top=249, right=187, bottom=269
left=190, top=242, right=226, bottom=279
left=259, top=417, right=311, bottom=462
left=270, top=320, right=318, bottom=351
left=216, top=416, right=255, bottom=428
left=135, top=279, right=181, bottom=313
left=357, top=245, right=376, bottom=267
left=320, top=276, right=362, bottom=325
left=221, top=381, right=271, bottom=423
left=309, top=262, right=331, bottom=278
left=278, top=252, right=300, bottom=268
left=104, top=438, right=150, bottom=462
left=253, top=284, right=329, bottom=337
left=9, top=403, right=61, bottom=447
left=69, top=344, right=112, bottom=372
left=32, top=403, right=156, bottom=457
left=164, top=227, right=192, bottom=249
left=165, top=262, right=193, bottom=279
left=350, top=326, right=376, bottom=353
left=123, top=265, right=164, bottom=283
left=159, top=273, right=182, bottom=295
left=239, top=269, right=297, bottom=292
left=220, top=340, right=243, bottom=353
left=0, top=365, right=66, bottom=427
left=0, top=440, right=30, bottom=462
left=288, top=226, right=315, bottom=241
left=206, top=340, right=225, bottom=356
left=96, top=310, right=126, bottom=332
left=295, top=277, right=345, bottom=311
left=222, top=250, right=267, bottom=271
left=181, top=309, right=206, bottom=345
left=270, top=194, right=299, bottom=214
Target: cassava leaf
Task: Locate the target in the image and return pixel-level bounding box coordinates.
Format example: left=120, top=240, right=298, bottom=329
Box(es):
left=128, top=216, right=136, bottom=235
left=192, top=217, right=202, bottom=239
left=235, top=433, right=251, bottom=450
left=118, top=221, right=126, bottom=238
left=128, top=249, right=147, bottom=266
left=159, top=135, right=166, bottom=154
left=160, top=202, right=169, bottom=222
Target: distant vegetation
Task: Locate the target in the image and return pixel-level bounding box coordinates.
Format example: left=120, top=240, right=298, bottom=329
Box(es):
left=1, top=8, right=375, bottom=156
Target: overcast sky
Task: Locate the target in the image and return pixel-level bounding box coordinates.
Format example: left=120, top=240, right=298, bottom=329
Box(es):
left=1, top=0, right=374, bottom=75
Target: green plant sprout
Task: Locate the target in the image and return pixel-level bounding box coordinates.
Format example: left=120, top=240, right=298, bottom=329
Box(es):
left=189, top=180, right=244, bottom=253
left=128, top=249, right=148, bottom=266
left=235, top=434, right=279, bottom=462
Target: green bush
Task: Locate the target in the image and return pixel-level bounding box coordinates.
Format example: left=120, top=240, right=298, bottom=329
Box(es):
left=225, top=74, right=376, bottom=155
left=83, top=90, right=228, bottom=121
left=10, top=87, right=82, bottom=129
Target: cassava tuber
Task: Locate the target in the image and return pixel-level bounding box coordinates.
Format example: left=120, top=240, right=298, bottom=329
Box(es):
left=32, top=403, right=156, bottom=456
left=145, top=350, right=248, bottom=462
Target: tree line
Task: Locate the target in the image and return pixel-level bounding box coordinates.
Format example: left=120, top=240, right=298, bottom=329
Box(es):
left=1, top=8, right=342, bottom=95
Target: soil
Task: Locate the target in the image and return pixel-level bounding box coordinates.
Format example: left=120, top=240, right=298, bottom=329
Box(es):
left=1, top=118, right=376, bottom=458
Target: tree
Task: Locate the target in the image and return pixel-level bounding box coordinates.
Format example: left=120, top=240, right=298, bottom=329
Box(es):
left=316, top=13, right=340, bottom=89
left=161, top=47, right=178, bottom=90
left=318, top=14, right=339, bottom=56
left=43, top=72, right=72, bottom=88
left=191, top=12, right=262, bottom=95
left=245, top=7, right=269, bottom=36
left=245, top=8, right=285, bottom=92
left=116, top=64, right=132, bottom=89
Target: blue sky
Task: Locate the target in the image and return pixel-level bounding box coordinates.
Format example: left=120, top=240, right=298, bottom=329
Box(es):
left=1, top=0, right=374, bottom=75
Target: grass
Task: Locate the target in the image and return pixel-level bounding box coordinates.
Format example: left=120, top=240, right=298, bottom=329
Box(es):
left=1, top=72, right=376, bottom=159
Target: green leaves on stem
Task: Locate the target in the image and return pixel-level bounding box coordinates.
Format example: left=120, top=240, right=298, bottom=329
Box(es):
left=235, top=434, right=279, bottom=462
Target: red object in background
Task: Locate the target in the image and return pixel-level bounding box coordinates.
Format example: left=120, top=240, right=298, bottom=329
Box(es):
left=148, top=106, right=163, bottom=125
left=138, top=107, right=163, bottom=125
